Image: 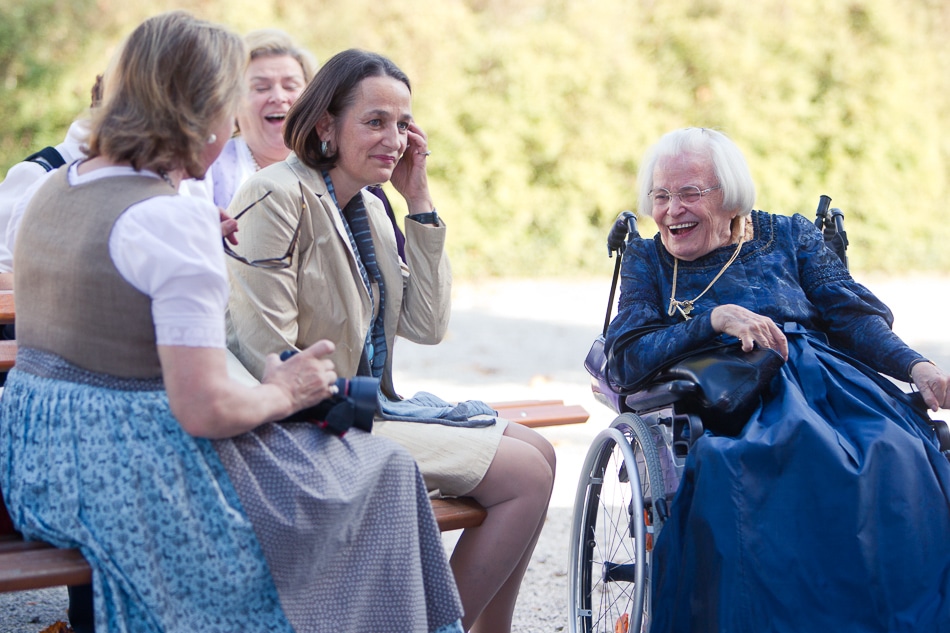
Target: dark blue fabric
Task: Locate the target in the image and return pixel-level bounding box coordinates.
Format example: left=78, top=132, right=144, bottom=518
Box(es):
left=342, top=194, right=388, bottom=378
left=605, top=211, right=950, bottom=632
left=322, top=171, right=387, bottom=378
left=606, top=211, right=924, bottom=388
left=368, top=185, right=406, bottom=261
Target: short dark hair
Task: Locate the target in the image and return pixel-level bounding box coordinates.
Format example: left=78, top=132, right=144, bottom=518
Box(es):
left=283, top=49, right=410, bottom=171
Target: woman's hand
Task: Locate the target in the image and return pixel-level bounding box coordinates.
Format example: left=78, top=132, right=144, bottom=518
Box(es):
left=911, top=361, right=950, bottom=411
left=260, top=340, right=339, bottom=412
left=710, top=304, right=788, bottom=360
left=390, top=122, right=435, bottom=214
left=220, top=208, right=239, bottom=246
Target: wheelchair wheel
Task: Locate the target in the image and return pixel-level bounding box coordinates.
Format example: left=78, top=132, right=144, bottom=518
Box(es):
left=569, top=413, right=668, bottom=633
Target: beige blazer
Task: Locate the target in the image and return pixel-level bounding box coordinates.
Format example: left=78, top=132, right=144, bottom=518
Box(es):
left=225, top=154, right=451, bottom=398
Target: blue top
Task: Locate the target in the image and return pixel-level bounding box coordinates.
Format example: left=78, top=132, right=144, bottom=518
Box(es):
left=605, top=210, right=923, bottom=387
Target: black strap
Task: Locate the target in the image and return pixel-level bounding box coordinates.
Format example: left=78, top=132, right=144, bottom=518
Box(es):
left=407, top=210, right=439, bottom=226
left=24, top=146, right=66, bottom=172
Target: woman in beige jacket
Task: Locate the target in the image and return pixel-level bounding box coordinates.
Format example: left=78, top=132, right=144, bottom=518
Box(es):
left=225, top=49, right=555, bottom=633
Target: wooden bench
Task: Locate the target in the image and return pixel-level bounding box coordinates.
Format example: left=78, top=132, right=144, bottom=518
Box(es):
left=0, top=272, right=14, bottom=372
left=0, top=271, right=590, bottom=592
left=0, top=398, right=587, bottom=592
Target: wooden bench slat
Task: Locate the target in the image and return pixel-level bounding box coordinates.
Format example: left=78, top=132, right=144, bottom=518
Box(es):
left=487, top=399, right=565, bottom=409
left=431, top=497, right=487, bottom=532
left=0, top=537, right=54, bottom=554
left=0, top=340, right=16, bottom=372
left=494, top=403, right=590, bottom=428
left=0, top=547, right=92, bottom=592
left=0, top=497, right=489, bottom=593
left=0, top=293, right=14, bottom=325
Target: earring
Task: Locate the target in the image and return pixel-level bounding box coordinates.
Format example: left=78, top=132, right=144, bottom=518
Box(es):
left=320, top=140, right=329, bottom=156
left=207, top=133, right=217, bottom=144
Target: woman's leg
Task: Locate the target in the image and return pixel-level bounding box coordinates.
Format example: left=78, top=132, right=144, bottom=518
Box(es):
left=450, top=423, right=556, bottom=632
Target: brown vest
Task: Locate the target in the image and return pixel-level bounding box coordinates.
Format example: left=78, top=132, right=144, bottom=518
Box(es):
left=14, top=168, right=177, bottom=378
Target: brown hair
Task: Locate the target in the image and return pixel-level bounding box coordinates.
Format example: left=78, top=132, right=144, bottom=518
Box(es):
left=86, top=11, right=246, bottom=179
left=283, top=49, right=410, bottom=171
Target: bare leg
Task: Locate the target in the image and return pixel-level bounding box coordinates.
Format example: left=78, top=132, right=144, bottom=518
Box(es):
left=451, top=423, right=556, bottom=632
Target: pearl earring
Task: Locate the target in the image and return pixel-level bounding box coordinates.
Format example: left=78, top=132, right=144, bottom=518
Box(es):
left=320, top=140, right=329, bottom=156
left=207, top=133, right=217, bottom=144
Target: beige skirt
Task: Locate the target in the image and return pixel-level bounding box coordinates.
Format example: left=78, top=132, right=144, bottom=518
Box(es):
left=374, top=416, right=509, bottom=497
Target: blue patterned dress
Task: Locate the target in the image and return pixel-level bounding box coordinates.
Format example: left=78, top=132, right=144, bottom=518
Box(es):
left=0, top=350, right=295, bottom=633
left=606, top=211, right=950, bottom=632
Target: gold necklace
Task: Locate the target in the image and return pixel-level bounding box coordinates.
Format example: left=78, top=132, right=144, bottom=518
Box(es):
left=668, top=228, right=745, bottom=320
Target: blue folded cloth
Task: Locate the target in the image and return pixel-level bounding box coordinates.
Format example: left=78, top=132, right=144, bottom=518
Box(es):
left=379, top=391, right=497, bottom=427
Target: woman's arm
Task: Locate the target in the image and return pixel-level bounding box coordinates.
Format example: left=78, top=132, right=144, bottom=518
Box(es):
left=159, top=340, right=337, bottom=439
left=225, top=179, right=303, bottom=376
left=793, top=213, right=925, bottom=380
left=385, top=122, right=451, bottom=344
left=396, top=216, right=451, bottom=344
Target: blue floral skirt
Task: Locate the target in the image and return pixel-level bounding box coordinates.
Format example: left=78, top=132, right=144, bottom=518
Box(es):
left=0, top=349, right=293, bottom=633
left=651, top=330, right=950, bottom=633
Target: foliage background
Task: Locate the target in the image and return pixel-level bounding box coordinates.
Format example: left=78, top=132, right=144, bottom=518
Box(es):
left=2, top=0, right=949, bottom=278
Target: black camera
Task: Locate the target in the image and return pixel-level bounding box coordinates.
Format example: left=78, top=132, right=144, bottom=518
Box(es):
left=278, top=350, right=379, bottom=436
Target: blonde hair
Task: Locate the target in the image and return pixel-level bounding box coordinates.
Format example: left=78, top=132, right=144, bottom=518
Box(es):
left=244, top=29, right=317, bottom=82
left=87, top=11, right=246, bottom=179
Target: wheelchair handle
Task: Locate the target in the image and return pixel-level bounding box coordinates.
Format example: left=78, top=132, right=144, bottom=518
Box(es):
left=607, top=210, right=638, bottom=257
left=830, top=207, right=848, bottom=244
left=814, top=195, right=832, bottom=230
left=603, top=211, right=639, bottom=335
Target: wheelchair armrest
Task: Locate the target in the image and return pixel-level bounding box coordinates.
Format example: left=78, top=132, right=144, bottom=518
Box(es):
left=586, top=334, right=703, bottom=415
left=623, top=380, right=698, bottom=413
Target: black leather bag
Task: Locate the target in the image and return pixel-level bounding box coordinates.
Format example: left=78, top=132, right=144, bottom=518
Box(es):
left=658, top=344, right=785, bottom=436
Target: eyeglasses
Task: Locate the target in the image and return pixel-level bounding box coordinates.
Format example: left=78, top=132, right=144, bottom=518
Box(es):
left=223, top=186, right=304, bottom=269
left=649, top=185, right=721, bottom=209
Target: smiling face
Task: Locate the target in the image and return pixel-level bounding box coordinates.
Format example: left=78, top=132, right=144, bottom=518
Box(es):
left=319, top=75, right=412, bottom=204
left=651, top=153, right=734, bottom=261
left=236, top=54, right=307, bottom=168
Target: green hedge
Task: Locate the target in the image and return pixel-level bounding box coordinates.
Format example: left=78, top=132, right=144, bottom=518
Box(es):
left=3, top=0, right=948, bottom=277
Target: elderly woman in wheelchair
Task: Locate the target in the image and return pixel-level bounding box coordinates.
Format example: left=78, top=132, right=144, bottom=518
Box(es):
left=571, top=127, right=950, bottom=633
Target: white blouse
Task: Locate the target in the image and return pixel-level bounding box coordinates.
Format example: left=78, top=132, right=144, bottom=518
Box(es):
left=0, top=119, right=91, bottom=272
left=11, top=163, right=228, bottom=348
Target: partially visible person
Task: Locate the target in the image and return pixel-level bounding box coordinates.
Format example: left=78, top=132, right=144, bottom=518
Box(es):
left=0, top=74, right=98, bottom=631
left=0, top=13, right=462, bottom=633
left=0, top=76, right=103, bottom=273
left=183, top=28, right=315, bottom=208
left=182, top=29, right=407, bottom=258
left=606, top=127, right=950, bottom=631
left=224, top=48, right=554, bottom=633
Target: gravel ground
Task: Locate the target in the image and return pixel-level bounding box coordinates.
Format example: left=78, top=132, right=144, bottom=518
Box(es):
left=3, top=276, right=948, bottom=632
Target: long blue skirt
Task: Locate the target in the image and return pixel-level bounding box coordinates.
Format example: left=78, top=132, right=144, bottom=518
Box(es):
left=0, top=351, right=293, bottom=633
left=651, top=330, right=950, bottom=633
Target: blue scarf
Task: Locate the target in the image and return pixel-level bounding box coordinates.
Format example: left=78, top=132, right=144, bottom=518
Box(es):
left=323, top=172, right=387, bottom=377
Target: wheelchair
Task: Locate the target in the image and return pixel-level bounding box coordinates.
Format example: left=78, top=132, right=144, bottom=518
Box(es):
left=568, top=197, right=950, bottom=633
